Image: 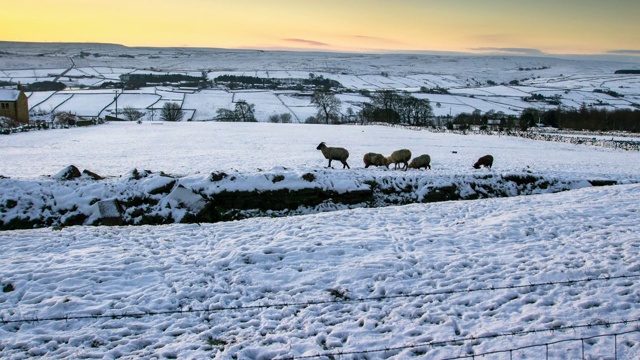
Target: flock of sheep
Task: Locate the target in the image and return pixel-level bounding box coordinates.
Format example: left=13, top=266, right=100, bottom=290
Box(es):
left=316, top=142, right=494, bottom=170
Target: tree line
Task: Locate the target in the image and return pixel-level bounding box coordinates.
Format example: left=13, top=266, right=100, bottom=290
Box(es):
left=214, top=73, right=342, bottom=91
left=449, top=105, right=640, bottom=133
left=526, top=105, right=640, bottom=132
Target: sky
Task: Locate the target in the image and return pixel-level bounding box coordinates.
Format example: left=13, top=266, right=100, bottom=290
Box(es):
left=1, top=0, right=639, bottom=55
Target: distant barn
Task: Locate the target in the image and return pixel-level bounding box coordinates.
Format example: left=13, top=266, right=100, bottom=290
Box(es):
left=0, top=84, right=29, bottom=124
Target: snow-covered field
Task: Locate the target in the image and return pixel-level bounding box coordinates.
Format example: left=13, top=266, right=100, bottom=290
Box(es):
left=2, top=43, right=640, bottom=358
left=3, top=122, right=640, bottom=181
left=2, top=183, right=640, bottom=359
left=2, top=42, right=640, bottom=121
left=1, top=121, right=640, bottom=358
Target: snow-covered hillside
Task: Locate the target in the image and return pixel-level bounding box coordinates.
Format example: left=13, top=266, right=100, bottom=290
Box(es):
left=2, top=42, right=640, bottom=121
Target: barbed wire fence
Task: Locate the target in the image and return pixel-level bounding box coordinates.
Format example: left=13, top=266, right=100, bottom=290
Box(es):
left=441, top=329, right=640, bottom=360
left=275, top=322, right=640, bottom=360
left=2, top=273, right=638, bottom=325
left=2, top=273, right=640, bottom=358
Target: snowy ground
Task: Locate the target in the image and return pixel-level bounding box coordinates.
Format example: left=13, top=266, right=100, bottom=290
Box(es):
left=1, top=122, right=640, bottom=358
left=2, top=122, right=640, bottom=181
left=1, top=184, right=640, bottom=359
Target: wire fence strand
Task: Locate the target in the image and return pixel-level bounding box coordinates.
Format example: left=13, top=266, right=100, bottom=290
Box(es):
left=2, top=273, right=638, bottom=325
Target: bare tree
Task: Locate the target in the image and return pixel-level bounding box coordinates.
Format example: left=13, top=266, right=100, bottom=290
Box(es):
left=161, top=102, right=184, bottom=122
left=311, top=90, right=341, bottom=124
left=216, top=108, right=237, bottom=122
left=234, top=100, right=256, bottom=122
left=122, top=106, right=144, bottom=122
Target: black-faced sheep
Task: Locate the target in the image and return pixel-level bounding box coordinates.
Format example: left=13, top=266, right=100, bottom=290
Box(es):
left=385, top=149, right=412, bottom=170
left=316, top=142, right=350, bottom=169
left=408, top=154, right=431, bottom=170
left=473, top=154, right=494, bottom=169
left=363, top=152, right=387, bottom=168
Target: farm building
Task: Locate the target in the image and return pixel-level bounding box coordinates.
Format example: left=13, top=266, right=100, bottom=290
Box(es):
left=0, top=84, right=29, bottom=124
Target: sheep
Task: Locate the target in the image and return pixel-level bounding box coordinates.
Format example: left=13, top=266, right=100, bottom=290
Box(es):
left=385, top=149, right=412, bottom=170
left=316, top=142, right=350, bottom=169
left=473, top=154, right=494, bottom=169
left=408, top=154, right=431, bottom=170
left=363, top=152, right=387, bottom=168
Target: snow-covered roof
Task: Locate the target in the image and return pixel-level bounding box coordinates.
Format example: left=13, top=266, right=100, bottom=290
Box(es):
left=0, top=89, right=20, bottom=102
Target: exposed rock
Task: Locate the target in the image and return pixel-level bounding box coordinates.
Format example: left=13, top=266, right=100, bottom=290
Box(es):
left=53, top=165, right=82, bottom=180
left=210, top=172, right=228, bottom=182
left=163, top=185, right=208, bottom=220
left=97, top=199, right=123, bottom=226
left=82, top=169, right=103, bottom=180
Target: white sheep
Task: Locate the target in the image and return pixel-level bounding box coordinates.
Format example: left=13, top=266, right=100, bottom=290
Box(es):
left=408, top=154, right=431, bottom=170
left=316, top=142, right=350, bottom=169
left=363, top=152, right=387, bottom=168
left=385, top=149, right=412, bottom=170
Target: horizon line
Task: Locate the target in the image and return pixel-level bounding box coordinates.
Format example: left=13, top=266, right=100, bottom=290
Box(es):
left=2, top=40, right=640, bottom=60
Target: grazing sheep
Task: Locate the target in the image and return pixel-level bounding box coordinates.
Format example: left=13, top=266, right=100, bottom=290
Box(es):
left=316, top=142, right=350, bottom=169
left=385, top=149, right=412, bottom=170
left=408, top=154, right=431, bottom=170
left=473, top=155, right=494, bottom=169
left=363, top=152, right=387, bottom=168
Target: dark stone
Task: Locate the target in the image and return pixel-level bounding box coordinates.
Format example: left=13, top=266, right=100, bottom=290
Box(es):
left=56, top=165, right=82, bottom=180
left=82, top=169, right=103, bottom=180
left=588, top=180, right=617, bottom=187
left=98, top=199, right=123, bottom=226
left=210, top=172, right=228, bottom=182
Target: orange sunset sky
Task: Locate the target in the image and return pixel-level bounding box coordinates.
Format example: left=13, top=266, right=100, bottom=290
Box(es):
left=1, top=0, right=638, bottom=55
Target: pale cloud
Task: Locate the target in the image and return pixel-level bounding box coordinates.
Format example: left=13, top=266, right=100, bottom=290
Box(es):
left=471, top=47, right=545, bottom=56
left=282, top=38, right=329, bottom=47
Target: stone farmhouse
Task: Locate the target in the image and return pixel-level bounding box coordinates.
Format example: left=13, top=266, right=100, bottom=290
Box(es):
left=0, top=84, right=29, bottom=124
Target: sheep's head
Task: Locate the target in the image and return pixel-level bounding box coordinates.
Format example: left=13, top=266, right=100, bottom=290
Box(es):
left=316, top=142, right=326, bottom=150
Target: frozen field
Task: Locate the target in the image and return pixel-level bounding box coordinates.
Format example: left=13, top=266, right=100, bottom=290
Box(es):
left=1, top=122, right=640, bottom=358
